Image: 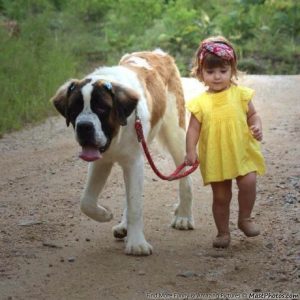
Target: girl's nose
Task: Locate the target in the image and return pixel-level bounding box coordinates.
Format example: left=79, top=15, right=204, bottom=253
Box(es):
left=214, top=72, right=221, bottom=79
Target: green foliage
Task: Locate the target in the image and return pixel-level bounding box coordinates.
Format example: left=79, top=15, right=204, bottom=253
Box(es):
left=0, top=8, right=79, bottom=135
left=0, top=0, right=299, bottom=135
left=1, top=0, right=53, bottom=19
left=202, top=0, right=300, bottom=74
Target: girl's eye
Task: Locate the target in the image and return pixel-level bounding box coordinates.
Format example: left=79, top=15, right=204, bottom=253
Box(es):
left=221, top=69, right=228, bottom=73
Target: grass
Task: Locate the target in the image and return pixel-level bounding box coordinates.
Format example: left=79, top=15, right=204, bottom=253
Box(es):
left=0, top=25, right=79, bottom=137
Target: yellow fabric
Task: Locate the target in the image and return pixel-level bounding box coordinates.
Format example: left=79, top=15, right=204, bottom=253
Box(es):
left=186, top=85, right=266, bottom=185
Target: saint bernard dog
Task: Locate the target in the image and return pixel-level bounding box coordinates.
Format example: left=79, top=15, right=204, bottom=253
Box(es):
left=51, top=49, right=194, bottom=256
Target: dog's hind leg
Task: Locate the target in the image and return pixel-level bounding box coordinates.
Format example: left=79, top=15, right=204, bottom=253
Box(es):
left=158, top=119, right=194, bottom=230
left=80, top=161, right=113, bottom=222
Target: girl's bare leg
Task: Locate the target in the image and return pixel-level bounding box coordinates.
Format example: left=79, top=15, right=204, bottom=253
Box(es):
left=236, top=172, right=260, bottom=237
left=211, top=180, right=232, bottom=247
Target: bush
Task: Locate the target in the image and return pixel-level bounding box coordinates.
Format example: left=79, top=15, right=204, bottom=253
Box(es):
left=0, top=0, right=299, bottom=135
left=0, top=10, right=79, bottom=135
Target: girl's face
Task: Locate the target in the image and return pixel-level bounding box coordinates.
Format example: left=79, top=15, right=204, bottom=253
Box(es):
left=202, top=65, right=232, bottom=93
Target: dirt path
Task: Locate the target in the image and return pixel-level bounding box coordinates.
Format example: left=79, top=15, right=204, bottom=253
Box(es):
left=0, top=76, right=299, bottom=300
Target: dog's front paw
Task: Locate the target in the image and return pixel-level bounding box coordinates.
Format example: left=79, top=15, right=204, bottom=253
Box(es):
left=125, top=236, right=153, bottom=256
left=112, top=223, right=127, bottom=239
left=171, top=215, right=194, bottom=230
left=81, top=203, right=113, bottom=223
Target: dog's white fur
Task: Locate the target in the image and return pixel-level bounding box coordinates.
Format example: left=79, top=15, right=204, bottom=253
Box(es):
left=51, top=50, right=194, bottom=256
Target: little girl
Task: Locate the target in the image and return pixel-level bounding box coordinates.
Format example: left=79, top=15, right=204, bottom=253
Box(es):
left=185, top=36, right=266, bottom=248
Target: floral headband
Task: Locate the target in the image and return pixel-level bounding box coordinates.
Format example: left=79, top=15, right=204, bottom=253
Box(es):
left=198, top=41, right=236, bottom=64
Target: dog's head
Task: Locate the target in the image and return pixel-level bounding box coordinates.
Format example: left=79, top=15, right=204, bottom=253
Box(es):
left=51, top=78, right=139, bottom=161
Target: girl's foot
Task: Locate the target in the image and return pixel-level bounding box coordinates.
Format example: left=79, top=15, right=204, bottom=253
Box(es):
left=238, top=218, right=260, bottom=237
left=213, top=233, right=230, bottom=248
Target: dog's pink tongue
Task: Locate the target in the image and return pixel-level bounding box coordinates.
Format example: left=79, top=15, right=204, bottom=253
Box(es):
left=79, top=146, right=102, bottom=162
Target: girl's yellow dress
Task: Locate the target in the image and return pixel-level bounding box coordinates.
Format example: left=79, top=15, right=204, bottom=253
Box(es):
left=186, top=85, right=265, bottom=185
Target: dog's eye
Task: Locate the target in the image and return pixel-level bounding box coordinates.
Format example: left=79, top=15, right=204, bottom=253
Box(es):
left=93, top=104, right=110, bottom=115
left=68, top=96, right=84, bottom=122
left=94, top=107, right=105, bottom=114
left=91, top=95, right=110, bottom=115
left=91, top=87, right=112, bottom=116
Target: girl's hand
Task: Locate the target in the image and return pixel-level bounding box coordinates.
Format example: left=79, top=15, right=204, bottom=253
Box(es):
left=185, top=152, right=198, bottom=166
left=250, top=125, right=263, bottom=141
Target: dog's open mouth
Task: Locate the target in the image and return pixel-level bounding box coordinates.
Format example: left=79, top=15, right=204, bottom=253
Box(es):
left=79, top=146, right=102, bottom=162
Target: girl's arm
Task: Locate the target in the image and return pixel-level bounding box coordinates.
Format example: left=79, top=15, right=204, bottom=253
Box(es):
left=247, top=100, right=263, bottom=141
left=185, top=114, right=201, bottom=165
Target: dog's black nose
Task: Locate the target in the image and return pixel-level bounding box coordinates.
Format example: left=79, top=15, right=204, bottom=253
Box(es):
left=77, top=122, right=95, bottom=138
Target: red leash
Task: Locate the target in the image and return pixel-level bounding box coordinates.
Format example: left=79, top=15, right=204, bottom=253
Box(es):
left=134, top=117, right=199, bottom=181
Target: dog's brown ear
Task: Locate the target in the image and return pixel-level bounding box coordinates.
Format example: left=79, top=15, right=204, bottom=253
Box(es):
left=108, top=83, right=139, bottom=126
left=50, top=80, right=77, bottom=127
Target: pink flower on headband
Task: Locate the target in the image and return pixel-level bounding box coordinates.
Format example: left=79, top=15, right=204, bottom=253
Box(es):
left=199, top=42, right=235, bottom=63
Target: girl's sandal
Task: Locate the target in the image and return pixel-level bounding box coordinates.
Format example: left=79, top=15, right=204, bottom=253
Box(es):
left=238, top=218, right=260, bottom=237
left=213, top=234, right=231, bottom=248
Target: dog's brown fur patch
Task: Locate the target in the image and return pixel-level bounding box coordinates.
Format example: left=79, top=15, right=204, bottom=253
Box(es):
left=120, top=52, right=185, bottom=129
